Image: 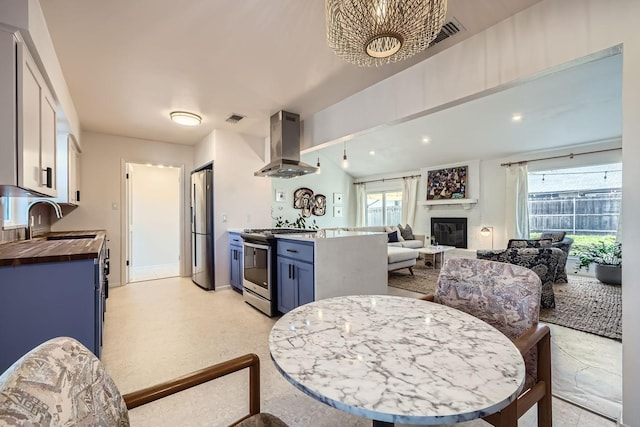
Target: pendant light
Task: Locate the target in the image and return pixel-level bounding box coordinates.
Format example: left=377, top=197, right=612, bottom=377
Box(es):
left=316, top=157, right=321, bottom=174
left=326, top=0, right=447, bottom=67
left=342, top=142, right=349, bottom=169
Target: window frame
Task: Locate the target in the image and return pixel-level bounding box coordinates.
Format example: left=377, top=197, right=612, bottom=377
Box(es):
left=365, top=189, right=403, bottom=227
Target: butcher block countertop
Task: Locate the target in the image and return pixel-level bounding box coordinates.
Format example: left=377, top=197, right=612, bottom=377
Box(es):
left=0, top=230, right=106, bottom=266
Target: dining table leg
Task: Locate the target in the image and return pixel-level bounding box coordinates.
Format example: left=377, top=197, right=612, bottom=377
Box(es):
left=372, top=420, right=393, bottom=427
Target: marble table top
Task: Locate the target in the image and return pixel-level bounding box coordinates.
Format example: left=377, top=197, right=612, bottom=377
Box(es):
left=269, top=295, right=525, bottom=425
left=416, top=245, right=456, bottom=254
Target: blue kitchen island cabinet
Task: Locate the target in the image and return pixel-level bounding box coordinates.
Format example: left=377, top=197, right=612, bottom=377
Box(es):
left=0, top=258, right=104, bottom=372
left=229, top=232, right=243, bottom=292
left=276, top=239, right=314, bottom=314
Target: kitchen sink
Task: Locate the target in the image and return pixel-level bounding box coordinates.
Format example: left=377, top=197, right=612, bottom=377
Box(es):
left=46, top=234, right=97, bottom=240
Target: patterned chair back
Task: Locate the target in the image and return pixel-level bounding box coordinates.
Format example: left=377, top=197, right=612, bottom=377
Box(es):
left=0, top=337, right=130, bottom=426
left=435, top=258, right=541, bottom=341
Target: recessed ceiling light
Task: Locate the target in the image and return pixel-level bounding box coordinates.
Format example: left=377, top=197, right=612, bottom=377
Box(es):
left=369, top=150, right=375, bottom=155
left=170, top=111, right=202, bottom=126
left=422, top=137, right=430, bottom=144
left=511, top=113, right=523, bottom=122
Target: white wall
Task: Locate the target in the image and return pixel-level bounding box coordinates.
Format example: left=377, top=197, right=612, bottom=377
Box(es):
left=52, top=132, right=194, bottom=287
left=270, top=152, right=355, bottom=229
left=194, top=129, right=272, bottom=288
left=129, top=163, right=180, bottom=281
left=303, top=1, right=639, bottom=423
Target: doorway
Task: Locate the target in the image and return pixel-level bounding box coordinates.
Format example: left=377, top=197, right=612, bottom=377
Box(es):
left=125, top=163, right=181, bottom=283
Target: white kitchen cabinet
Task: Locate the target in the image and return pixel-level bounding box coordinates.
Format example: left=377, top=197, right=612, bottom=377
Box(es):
left=56, top=133, right=81, bottom=205
left=68, top=136, right=80, bottom=203
left=0, top=29, right=57, bottom=197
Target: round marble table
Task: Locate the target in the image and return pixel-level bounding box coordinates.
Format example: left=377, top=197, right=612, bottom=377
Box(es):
left=269, top=295, right=525, bottom=426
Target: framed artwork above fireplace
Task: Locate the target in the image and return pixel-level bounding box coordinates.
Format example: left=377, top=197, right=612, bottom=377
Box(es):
left=419, top=160, right=479, bottom=209
left=426, top=166, right=467, bottom=200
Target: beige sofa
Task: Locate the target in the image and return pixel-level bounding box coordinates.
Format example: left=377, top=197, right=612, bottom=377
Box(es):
left=323, top=226, right=424, bottom=274
left=330, top=226, right=426, bottom=249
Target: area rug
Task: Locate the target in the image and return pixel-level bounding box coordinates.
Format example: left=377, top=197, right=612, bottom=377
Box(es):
left=388, top=264, right=622, bottom=341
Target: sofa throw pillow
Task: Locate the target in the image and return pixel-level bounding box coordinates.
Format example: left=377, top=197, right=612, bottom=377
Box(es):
left=385, top=226, right=404, bottom=241
left=540, top=231, right=566, bottom=242
left=388, top=231, right=400, bottom=243
left=507, top=238, right=553, bottom=248
left=398, top=224, right=415, bottom=240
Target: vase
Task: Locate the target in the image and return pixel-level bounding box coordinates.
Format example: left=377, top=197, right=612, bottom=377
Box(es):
left=595, top=264, right=622, bottom=285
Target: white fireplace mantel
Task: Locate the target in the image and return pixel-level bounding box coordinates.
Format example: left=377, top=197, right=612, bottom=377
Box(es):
left=419, top=199, right=478, bottom=210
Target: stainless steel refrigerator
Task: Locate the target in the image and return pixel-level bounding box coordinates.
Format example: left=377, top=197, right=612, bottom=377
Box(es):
left=191, top=167, right=214, bottom=290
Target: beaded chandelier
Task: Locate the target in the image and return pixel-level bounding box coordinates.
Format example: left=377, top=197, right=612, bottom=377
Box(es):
left=325, top=0, right=447, bottom=67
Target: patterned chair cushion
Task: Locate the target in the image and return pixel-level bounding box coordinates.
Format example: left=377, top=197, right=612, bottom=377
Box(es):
left=0, top=337, right=129, bottom=426
left=548, top=237, right=573, bottom=283
left=540, top=231, right=567, bottom=243
left=476, top=247, right=563, bottom=308
left=507, top=238, right=553, bottom=248
left=435, top=258, right=541, bottom=391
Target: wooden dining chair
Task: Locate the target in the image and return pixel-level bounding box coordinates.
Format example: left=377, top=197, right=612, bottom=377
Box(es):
left=423, top=258, right=552, bottom=427
left=0, top=337, right=287, bottom=427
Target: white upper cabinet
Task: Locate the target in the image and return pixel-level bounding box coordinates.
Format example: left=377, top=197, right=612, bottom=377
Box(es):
left=56, top=133, right=81, bottom=205
left=0, top=30, right=57, bottom=197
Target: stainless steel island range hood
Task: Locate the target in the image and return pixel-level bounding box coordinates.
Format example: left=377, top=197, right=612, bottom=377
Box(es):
left=254, top=111, right=318, bottom=178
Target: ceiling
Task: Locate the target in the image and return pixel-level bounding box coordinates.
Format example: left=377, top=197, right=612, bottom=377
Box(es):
left=39, top=0, right=543, bottom=145
left=304, top=53, right=623, bottom=178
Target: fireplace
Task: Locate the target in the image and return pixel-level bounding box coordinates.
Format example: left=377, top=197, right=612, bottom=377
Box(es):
left=431, top=217, right=468, bottom=248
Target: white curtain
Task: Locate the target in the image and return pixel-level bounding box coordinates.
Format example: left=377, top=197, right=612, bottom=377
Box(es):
left=401, top=177, right=419, bottom=227
left=505, top=165, right=530, bottom=238
left=354, top=184, right=367, bottom=227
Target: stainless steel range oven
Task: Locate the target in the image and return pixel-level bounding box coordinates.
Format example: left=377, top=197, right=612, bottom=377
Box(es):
left=242, top=240, right=275, bottom=316
left=240, top=228, right=316, bottom=316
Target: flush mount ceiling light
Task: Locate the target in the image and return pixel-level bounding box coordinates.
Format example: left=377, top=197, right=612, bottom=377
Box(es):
left=170, top=111, right=202, bottom=126
left=326, top=0, right=447, bottom=67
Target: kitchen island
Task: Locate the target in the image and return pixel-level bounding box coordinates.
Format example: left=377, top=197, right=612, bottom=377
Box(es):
left=0, top=231, right=108, bottom=372
left=274, top=230, right=387, bottom=312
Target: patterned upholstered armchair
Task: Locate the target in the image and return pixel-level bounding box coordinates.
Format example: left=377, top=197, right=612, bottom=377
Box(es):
left=423, top=258, right=552, bottom=427
left=477, top=244, right=563, bottom=308
left=0, top=337, right=287, bottom=427
left=539, top=232, right=574, bottom=283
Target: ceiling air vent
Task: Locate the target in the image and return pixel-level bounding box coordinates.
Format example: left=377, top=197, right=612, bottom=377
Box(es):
left=432, top=19, right=463, bottom=45
left=225, top=113, right=245, bottom=124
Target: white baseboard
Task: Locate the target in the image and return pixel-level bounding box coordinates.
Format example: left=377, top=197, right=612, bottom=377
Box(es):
left=618, top=412, right=629, bottom=427
left=130, top=263, right=180, bottom=282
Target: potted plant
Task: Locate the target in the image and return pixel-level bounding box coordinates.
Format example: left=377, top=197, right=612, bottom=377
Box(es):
left=272, top=212, right=318, bottom=230
left=575, top=241, right=622, bottom=285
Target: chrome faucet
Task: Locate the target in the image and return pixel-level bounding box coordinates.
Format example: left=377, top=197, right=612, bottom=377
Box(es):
left=24, top=199, right=63, bottom=240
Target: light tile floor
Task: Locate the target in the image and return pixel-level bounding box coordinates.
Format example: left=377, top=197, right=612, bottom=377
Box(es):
left=103, top=277, right=619, bottom=426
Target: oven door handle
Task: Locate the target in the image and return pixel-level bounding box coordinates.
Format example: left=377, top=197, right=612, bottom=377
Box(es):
left=244, top=242, right=271, bottom=251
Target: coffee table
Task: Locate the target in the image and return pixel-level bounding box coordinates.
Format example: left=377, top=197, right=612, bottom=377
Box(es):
left=269, top=295, right=525, bottom=426
left=416, top=245, right=456, bottom=269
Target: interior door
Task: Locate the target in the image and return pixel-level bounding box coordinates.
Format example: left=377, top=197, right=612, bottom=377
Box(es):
left=126, top=163, right=181, bottom=283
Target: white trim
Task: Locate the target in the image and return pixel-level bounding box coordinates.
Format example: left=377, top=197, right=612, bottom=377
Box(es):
left=419, top=198, right=478, bottom=210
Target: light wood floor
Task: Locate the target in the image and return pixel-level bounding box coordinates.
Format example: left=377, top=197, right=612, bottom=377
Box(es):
left=102, top=277, right=619, bottom=426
